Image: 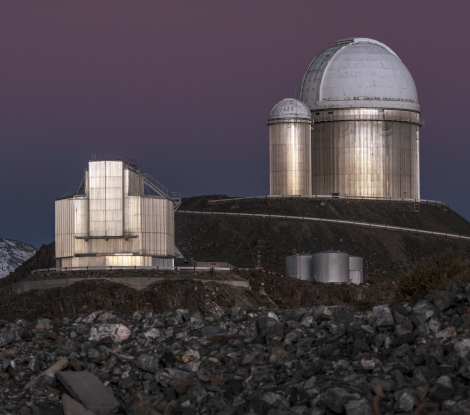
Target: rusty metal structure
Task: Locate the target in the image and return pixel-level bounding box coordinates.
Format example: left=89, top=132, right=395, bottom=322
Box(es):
left=55, top=160, right=176, bottom=269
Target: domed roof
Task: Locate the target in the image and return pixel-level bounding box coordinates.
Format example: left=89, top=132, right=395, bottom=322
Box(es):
left=296, top=38, right=420, bottom=112
left=269, top=98, right=312, bottom=122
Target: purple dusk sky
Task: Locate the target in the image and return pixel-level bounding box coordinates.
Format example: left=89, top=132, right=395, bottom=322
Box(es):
left=1, top=1, right=469, bottom=248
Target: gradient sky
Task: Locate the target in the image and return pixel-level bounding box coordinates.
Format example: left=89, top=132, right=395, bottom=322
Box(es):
left=1, top=1, right=469, bottom=249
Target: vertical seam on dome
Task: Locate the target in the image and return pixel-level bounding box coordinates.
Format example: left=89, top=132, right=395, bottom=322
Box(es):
left=298, top=40, right=354, bottom=103
left=317, top=44, right=350, bottom=105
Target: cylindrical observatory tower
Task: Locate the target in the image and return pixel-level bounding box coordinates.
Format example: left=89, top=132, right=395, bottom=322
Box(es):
left=296, top=38, right=423, bottom=199
left=268, top=98, right=312, bottom=195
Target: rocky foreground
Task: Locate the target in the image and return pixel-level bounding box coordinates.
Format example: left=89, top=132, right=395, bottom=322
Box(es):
left=1, top=283, right=470, bottom=415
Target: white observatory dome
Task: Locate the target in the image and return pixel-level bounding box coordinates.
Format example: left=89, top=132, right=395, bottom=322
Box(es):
left=269, top=98, right=312, bottom=122
left=296, top=38, right=420, bottom=112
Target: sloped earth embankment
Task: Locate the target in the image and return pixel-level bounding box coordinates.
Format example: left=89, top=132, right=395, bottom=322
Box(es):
left=0, top=282, right=469, bottom=414
left=176, top=196, right=470, bottom=279
left=0, top=271, right=394, bottom=322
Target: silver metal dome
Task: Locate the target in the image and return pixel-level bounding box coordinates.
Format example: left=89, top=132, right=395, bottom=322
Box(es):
left=269, top=98, right=312, bottom=121
left=296, top=38, right=419, bottom=112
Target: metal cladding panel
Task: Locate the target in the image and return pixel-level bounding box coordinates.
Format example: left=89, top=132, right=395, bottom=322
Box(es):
left=153, top=257, right=174, bottom=268
left=78, top=238, right=138, bottom=256
left=74, top=197, right=89, bottom=237
left=269, top=121, right=312, bottom=195
left=285, top=254, right=313, bottom=280
left=124, top=195, right=142, bottom=253
left=63, top=255, right=153, bottom=268
left=349, top=256, right=363, bottom=285
left=55, top=199, right=74, bottom=259
left=312, top=251, right=350, bottom=283
left=73, top=196, right=89, bottom=255
left=126, top=169, right=144, bottom=196
left=89, top=161, right=107, bottom=237
left=141, top=197, right=175, bottom=256
left=104, top=161, right=123, bottom=237
left=311, top=109, right=420, bottom=198
left=105, top=255, right=152, bottom=267
left=84, top=170, right=89, bottom=197
left=60, top=257, right=73, bottom=268
left=88, top=161, right=124, bottom=237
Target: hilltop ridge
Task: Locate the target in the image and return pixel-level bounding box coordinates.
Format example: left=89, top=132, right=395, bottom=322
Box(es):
left=175, top=195, right=470, bottom=280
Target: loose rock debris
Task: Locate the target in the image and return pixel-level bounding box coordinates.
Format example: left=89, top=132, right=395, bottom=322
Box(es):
left=0, top=282, right=470, bottom=414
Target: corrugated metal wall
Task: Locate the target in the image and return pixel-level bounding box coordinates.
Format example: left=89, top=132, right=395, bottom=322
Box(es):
left=55, top=199, right=74, bottom=258
left=105, top=161, right=124, bottom=236
left=89, top=161, right=107, bottom=236
left=311, top=109, right=420, bottom=198
left=269, top=121, right=312, bottom=196
left=61, top=255, right=154, bottom=268
left=141, top=197, right=175, bottom=256
left=126, top=169, right=144, bottom=196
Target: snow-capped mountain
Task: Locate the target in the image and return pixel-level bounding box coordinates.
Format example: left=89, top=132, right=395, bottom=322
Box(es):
left=0, top=238, right=37, bottom=278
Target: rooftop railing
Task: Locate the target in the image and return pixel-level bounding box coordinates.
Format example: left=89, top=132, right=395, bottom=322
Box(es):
left=312, top=114, right=424, bottom=126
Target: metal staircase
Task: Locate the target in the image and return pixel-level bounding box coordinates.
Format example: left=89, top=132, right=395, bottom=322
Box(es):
left=141, top=172, right=181, bottom=211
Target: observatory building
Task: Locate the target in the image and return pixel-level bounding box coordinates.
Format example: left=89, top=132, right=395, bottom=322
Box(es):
left=268, top=98, right=312, bottom=195
left=270, top=38, right=423, bottom=199
left=55, top=160, right=176, bottom=269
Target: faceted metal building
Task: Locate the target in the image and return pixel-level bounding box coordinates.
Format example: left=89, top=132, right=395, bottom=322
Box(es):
left=296, top=38, right=423, bottom=199
left=268, top=98, right=312, bottom=196
left=55, top=160, right=175, bottom=268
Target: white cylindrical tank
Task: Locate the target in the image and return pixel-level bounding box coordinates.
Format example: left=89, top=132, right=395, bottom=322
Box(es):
left=268, top=98, right=312, bottom=196
left=286, top=254, right=313, bottom=281
left=349, top=256, right=363, bottom=285
left=312, top=251, right=349, bottom=283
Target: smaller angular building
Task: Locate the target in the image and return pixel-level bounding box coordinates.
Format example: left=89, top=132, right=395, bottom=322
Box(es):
left=55, top=160, right=175, bottom=269
left=268, top=98, right=312, bottom=196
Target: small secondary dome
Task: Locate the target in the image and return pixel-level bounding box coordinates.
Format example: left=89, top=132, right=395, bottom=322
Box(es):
left=269, top=98, right=312, bottom=122
left=296, top=38, right=420, bottom=112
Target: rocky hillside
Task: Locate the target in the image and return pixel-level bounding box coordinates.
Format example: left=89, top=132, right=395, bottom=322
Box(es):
left=0, top=238, right=37, bottom=279
left=0, top=282, right=469, bottom=414
left=0, top=268, right=397, bottom=322
left=175, top=196, right=470, bottom=281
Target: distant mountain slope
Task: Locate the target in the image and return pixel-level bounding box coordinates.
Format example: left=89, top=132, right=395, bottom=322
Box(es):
left=0, top=239, right=37, bottom=278
left=0, top=242, right=54, bottom=290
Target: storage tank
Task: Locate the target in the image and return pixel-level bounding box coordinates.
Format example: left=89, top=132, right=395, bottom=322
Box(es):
left=296, top=38, right=422, bottom=199
left=286, top=254, right=312, bottom=280
left=312, top=251, right=349, bottom=283
left=268, top=98, right=312, bottom=196
left=349, top=256, right=363, bottom=285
